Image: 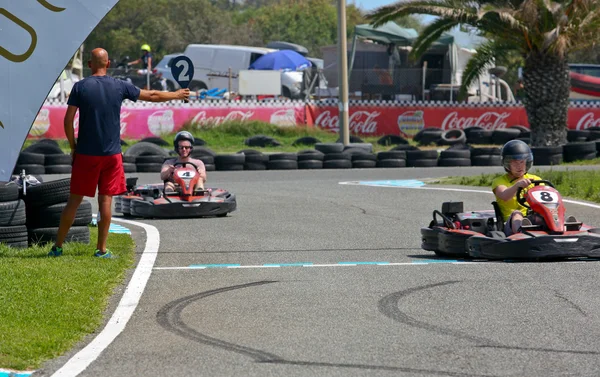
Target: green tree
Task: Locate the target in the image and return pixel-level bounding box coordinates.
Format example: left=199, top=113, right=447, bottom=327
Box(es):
left=368, top=0, right=600, bottom=146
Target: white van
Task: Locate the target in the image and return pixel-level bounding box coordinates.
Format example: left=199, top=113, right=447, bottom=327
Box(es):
left=182, top=44, right=304, bottom=99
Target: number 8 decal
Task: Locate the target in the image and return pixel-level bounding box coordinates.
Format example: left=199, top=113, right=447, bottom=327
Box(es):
left=532, top=191, right=558, bottom=203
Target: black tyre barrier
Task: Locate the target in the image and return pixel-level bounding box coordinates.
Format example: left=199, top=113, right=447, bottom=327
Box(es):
left=268, top=160, right=298, bottom=170
left=135, top=163, right=163, bottom=173
left=406, top=150, right=438, bottom=161
left=28, top=225, right=90, bottom=245
left=563, top=141, right=597, bottom=162
left=124, top=142, right=169, bottom=157
left=0, top=200, right=26, bottom=226
left=336, top=135, right=364, bottom=143
left=323, top=159, right=353, bottom=169
left=440, top=149, right=470, bottom=159
left=38, top=139, right=60, bottom=147
left=298, top=160, right=323, bottom=169
left=136, top=155, right=166, bottom=164
left=408, top=159, right=438, bottom=167
left=491, top=128, right=521, bottom=144
left=13, top=164, right=45, bottom=175
left=140, top=137, right=169, bottom=147
left=244, top=162, right=267, bottom=170
left=197, top=155, right=216, bottom=165
left=471, top=147, right=501, bottom=157
left=323, top=153, right=351, bottom=161
left=343, top=143, right=373, bottom=153
left=377, top=151, right=407, bottom=160
left=17, top=152, right=45, bottom=165
left=415, top=129, right=443, bottom=145
left=438, top=158, right=472, bottom=167
left=508, top=125, right=529, bottom=135
left=377, top=134, right=409, bottom=146
left=123, top=155, right=136, bottom=164
left=22, top=178, right=71, bottom=210
left=27, top=200, right=92, bottom=228
left=588, top=127, right=600, bottom=141
left=467, top=129, right=493, bottom=144
left=0, top=183, right=21, bottom=203
left=471, top=155, right=502, bottom=166
left=567, top=129, right=590, bottom=142
left=204, top=164, right=216, bottom=171
left=531, top=146, right=563, bottom=166
left=123, top=163, right=137, bottom=173
left=237, top=149, right=263, bottom=155
left=45, top=165, right=72, bottom=174
left=390, top=144, right=420, bottom=151
left=44, top=154, right=72, bottom=166
left=244, top=135, right=282, bottom=147
left=217, top=164, right=245, bottom=171
left=0, top=225, right=28, bottom=248
left=23, top=142, right=63, bottom=155
left=215, top=154, right=245, bottom=165
left=191, top=146, right=217, bottom=157
left=376, top=159, right=407, bottom=168
left=351, top=153, right=377, bottom=161
left=314, top=143, right=344, bottom=154
left=342, top=147, right=369, bottom=156
left=352, top=160, right=377, bottom=168
left=298, top=151, right=325, bottom=161
left=438, top=129, right=467, bottom=145
left=269, top=153, right=298, bottom=161
left=194, top=138, right=207, bottom=146
left=292, top=136, right=321, bottom=146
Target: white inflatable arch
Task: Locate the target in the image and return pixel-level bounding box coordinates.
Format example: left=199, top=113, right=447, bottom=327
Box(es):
left=0, top=0, right=120, bottom=180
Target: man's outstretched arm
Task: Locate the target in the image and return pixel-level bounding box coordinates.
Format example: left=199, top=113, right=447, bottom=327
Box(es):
left=139, top=88, right=190, bottom=102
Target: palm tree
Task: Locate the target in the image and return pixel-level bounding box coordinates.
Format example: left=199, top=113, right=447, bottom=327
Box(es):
left=367, top=0, right=600, bottom=147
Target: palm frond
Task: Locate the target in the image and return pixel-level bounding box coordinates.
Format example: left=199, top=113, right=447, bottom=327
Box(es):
left=409, top=18, right=460, bottom=60
left=459, top=39, right=518, bottom=99
left=366, top=0, right=478, bottom=27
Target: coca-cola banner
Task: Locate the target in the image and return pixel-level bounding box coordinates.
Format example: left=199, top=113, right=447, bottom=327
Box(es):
left=30, top=103, right=306, bottom=139
left=306, top=104, right=600, bottom=137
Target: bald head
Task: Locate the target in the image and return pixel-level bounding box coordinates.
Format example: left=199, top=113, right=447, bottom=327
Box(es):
left=88, top=48, right=110, bottom=74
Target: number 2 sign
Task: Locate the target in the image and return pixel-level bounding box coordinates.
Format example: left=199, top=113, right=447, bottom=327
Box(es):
left=170, top=56, right=194, bottom=89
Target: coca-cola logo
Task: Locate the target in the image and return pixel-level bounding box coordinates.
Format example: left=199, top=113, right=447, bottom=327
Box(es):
left=30, top=109, right=50, bottom=136
left=148, top=110, right=175, bottom=135
left=191, top=110, right=254, bottom=126
left=441, top=111, right=510, bottom=130
left=315, top=110, right=380, bottom=134
left=576, top=112, right=600, bottom=130
left=270, top=109, right=296, bottom=127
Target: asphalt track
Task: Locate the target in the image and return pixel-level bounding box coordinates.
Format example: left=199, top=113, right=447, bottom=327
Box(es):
left=33, top=166, right=600, bottom=377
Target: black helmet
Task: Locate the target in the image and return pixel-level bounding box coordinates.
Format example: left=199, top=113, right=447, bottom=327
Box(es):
left=174, top=131, right=194, bottom=152
left=501, top=139, right=533, bottom=173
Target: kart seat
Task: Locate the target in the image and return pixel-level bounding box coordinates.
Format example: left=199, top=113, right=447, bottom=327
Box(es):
left=491, top=201, right=504, bottom=232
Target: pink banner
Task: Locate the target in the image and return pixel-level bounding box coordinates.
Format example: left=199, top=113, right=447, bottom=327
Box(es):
left=29, top=103, right=306, bottom=139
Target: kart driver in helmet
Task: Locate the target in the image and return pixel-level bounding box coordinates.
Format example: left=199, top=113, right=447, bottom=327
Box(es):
left=160, top=131, right=207, bottom=192
left=491, top=140, right=543, bottom=235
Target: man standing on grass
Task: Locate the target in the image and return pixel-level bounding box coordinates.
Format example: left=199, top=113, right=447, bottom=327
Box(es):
left=49, top=48, right=189, bottom=258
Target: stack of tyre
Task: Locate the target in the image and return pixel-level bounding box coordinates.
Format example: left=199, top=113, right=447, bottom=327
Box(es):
left=192, top=147, right=217, bottom=171
left=297, top=150, right=325, bottom=169
left=315, top=143, right=352, bottom=169
left=376, top=151, right=406, bottom=168
left=0, top=183, right=28, bottom=248
left=23, top=178, right=91, bottom=245
left=14, top=139, right=73, bottom=175
left=236, top=150, right=268, bottom=170
left=470, top=147, right=502, bottom=166
left=123, top=142, right=170, bottom=173
left=437, top=145, right=471, bottom=167
left=267, top=153, right=299, bottom=170
left=406, top=149, right=439, bottom=167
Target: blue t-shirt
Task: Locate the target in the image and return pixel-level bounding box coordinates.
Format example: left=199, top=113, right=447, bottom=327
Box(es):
left=67, top=75, right=140, bottom=156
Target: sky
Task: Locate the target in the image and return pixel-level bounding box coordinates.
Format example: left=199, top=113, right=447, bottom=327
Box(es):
left=351, top=0, right=436, bottom=24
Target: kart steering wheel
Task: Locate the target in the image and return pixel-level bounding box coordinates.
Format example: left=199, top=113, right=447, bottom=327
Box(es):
left=516, top=180, right=555, bottom=209
left=173, top=161, right=199, bottom=171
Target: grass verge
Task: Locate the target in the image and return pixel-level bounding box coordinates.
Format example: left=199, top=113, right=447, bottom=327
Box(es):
left=434, top=168, right=600, bottom=204
left=0, top=227, right=135, bottom=371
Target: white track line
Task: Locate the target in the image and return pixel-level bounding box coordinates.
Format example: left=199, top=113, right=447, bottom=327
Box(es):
left=51, top=217, right=159, bottom=377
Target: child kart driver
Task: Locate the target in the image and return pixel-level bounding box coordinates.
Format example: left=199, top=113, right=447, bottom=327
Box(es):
left=491, top=140, right=543, bottom=236
left=160, top=131, right=207, bottom=192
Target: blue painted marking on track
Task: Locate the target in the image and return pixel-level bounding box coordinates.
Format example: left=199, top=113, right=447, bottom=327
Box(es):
left=90, top=219, right=131, bottom=235
left=356, top=180, right=426, bottom=188
left=0, top=370, right=34, bottom=377
left=412, top=259, right=459, bottom=264
left=338, top=261, right=390, bottom=265
left=263, top=263, right=313, bottom=267
left=189, top=264, right=241, bottom=268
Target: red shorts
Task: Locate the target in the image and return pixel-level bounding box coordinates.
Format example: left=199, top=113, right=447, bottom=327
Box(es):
left=71, top=153, right=126, bottom=197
